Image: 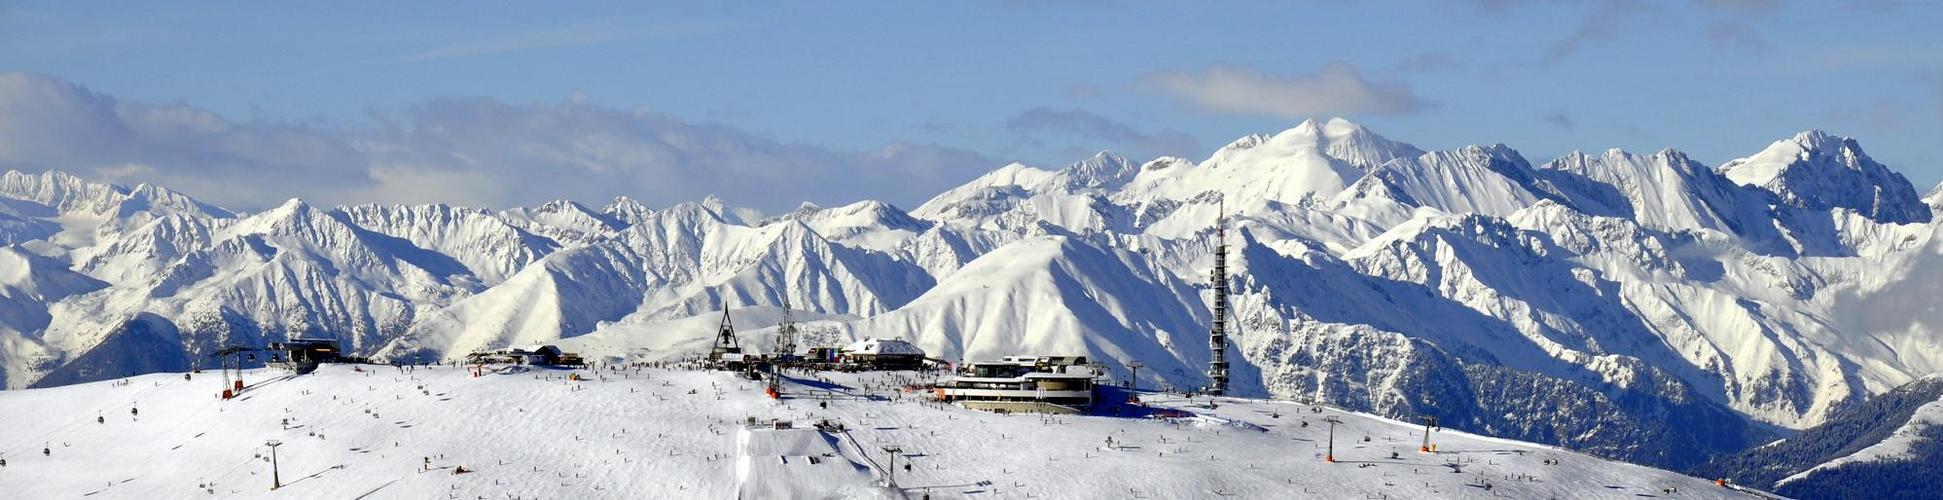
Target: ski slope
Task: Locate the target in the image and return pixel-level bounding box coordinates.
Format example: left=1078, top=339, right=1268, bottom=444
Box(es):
left=0, top=365, right=1763, bottom=499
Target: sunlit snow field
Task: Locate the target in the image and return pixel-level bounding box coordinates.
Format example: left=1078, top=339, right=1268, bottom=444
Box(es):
left=0, top=365, right=1754, bottom=499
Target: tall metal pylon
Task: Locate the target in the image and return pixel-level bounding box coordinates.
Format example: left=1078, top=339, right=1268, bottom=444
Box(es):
left=774, top=297, right=799, bottom=358
left=1208, top=200, right=1231, bottom=397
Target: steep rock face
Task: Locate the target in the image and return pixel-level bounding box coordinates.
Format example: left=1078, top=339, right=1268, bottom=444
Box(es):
left=0, top=247, right=110, bottom=388
left=759, top=200, right=931, bottom=253
left=0, top=201, right=60, bottom=246
left=847, top=235, right=1223, bottom=389
left=1226, top=219, right=1759, bottom=468
left=73, top=213, right=217, bottom=285
left=601, top=196, right=653, bottom=227
left=1722, top=131, right=1931, bottom=224
left=499, top=200, right=624, bottom=245
left=911, top=152, right=1138, bottom=233
left=0, top=170, right=129, bottom=216
left=381, top=203, right=934, bottom=361
left=0, top=170, right=231, bottom=224
left=27, top=313, right=185, bottom=388
left=1331, top=144, right=1606, bottom=224
left=1122, top=119, right=1422, bottom=208
left=15, top=198, right=477, bottom=387
left=336, top=203, right=559, bottom=285
left=1539, top=149, right=1769, bottom=235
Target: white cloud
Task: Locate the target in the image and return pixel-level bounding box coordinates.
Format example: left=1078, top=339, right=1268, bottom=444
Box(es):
left=1140, top=64, right=1432, bottom=118
left=0, top=73, right=997, bottom=212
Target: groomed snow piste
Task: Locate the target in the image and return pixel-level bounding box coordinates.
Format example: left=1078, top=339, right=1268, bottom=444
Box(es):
left=0, top=365, right=1765, bottom=499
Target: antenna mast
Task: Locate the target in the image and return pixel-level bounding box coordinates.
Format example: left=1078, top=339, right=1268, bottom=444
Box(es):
left=1208, top=200, right=1231, bottom=397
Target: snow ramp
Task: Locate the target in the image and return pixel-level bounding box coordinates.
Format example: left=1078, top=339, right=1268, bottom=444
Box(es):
left=735, top=426, right=891, bottom=499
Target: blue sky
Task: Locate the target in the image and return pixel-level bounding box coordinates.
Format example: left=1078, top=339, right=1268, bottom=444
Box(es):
left=1, top=1, right=1939, bottom=211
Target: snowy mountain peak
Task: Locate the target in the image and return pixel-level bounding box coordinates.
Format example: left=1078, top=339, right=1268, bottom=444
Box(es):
left=600, top=196, right=652, bottom=226
left=1265, top=117, right=1425, bottom=170
left=11, top=127, right=1943, bottom=479
left=699, top=195, right=763, bottom=225
left=1058, top=150, right=1136, bottom=190
left=1722, top=130, right=1931, bottom=224
left=273, top=197, right=311, bottom=212
left=1213, top=133, right=1271, bottom=156
left=499, top=199, right=625, bottom=243
left=1534, top=146, right=1766, bottom=233
left=1, top=169, right=130, bottom=216
left=120, top=182, right=234, bottom=220
left=224, top=197, right=350, bottom=240
left=759, top=199, right=930, bottom=252
left=1320, top=116, right=1364, bottom=133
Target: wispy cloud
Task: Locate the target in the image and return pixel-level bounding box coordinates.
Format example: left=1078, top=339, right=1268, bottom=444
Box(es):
left=389, top=20, right=718, bottom=64
left=1005, top=107, right=1200, bottom=160
left=1140, top=63, right=1433, bottom=118
left=1690, top=0, right=1779, bottom=14
left=1703, top=21, right=1769, bottom=53
left=1541, top=0, right=1646, bottom=66
left=1921, top=71, right=1943, bottom=119
left=1778, top=44, right=1943, bottom=74
left=1396, top=51, right=1465, bottom=73
left=1820, top=98, right=1909, bottom=130
left=0, top=73, right=996, bottom=211
left=1540, top=109, right=1576, bottom=132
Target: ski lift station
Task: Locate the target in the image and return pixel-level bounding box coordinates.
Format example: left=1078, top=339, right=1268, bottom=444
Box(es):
left=265, top=338, right=343, bottom=374
left=464, top=345, right=585, bottom=367
left=934, top=355, right=1099, bottom=414
left=837, top=338, right=926, bottom=370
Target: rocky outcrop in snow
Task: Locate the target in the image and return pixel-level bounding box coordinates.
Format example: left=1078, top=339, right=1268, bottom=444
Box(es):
left=1722, top=130, right=1931, bottom=224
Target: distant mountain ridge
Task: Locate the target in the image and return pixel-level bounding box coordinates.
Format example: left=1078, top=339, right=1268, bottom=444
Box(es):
left=1698, top=374, right=1943, bottom=499
left=3, top=119, right=1941, bottom=472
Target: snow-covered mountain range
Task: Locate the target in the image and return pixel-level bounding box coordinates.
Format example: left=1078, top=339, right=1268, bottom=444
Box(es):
left=4, top=119, right=1940, bottom=470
